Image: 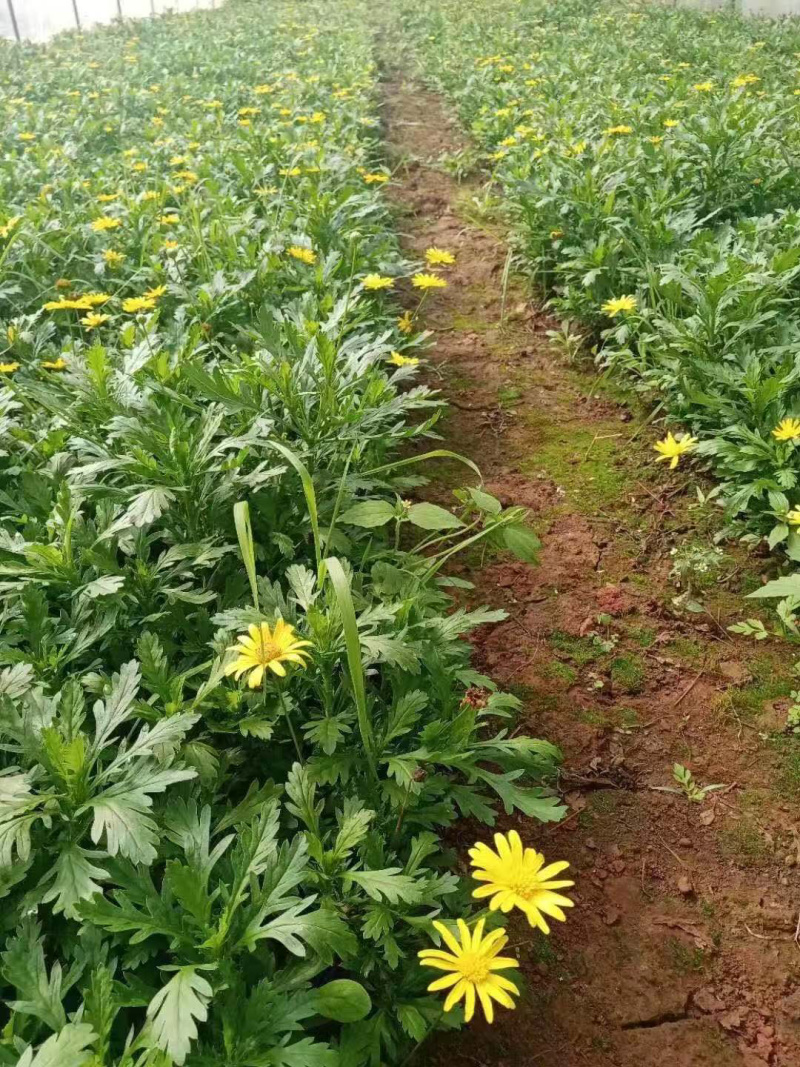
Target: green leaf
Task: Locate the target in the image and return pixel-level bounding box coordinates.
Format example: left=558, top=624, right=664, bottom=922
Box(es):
left=91, top=660, right=141, bottom=755
left=15, top=1024, right=97, bottom=1067
left=244, top=900, right=356, bottom=961
left=342, top=867, right=422, bottom=904
left=468, top=488, right=502, bottom=514
left=2, top=921, right=76, bottom=1032
left=0, top=773, right=49, bottom=866
left=339, top=501, right=396, bottom=528
left=234, top=500, right=260, bottom=611
left=360, top=634, right=421, bottom=672
left=84, top=767, right=196, bottom=865
left=262, top=1037, right=338, bottom=1067
left=768, top=522, right=789, bottom=549
left=311, top=980, right=372, bottom=1023
left=747, top=575, right=800, bottom=598
left=502, top=523, right=541, bottom=563
left=406, top=502, right=464, bottom=530
left=325, top=558, right=377, bottom=780
left=471, top=768, right=566, bottom=822
left=331, top=803, right=374, bottom=862
left=286, top=564, right=319, bottom=610
left=40, top=845, right=108, bottom=919
left=146, top=966, right=214, bottom=1066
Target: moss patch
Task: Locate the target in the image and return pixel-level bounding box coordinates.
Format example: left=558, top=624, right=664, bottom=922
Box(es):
left=610, top=654, right=646, bottom=694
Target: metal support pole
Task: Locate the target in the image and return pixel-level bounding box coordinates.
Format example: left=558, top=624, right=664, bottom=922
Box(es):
left=71, top=0, right=81, bottom=30
left=116, top=0, right=123, bottom=17
left=5, top=0, right=20, bottom=42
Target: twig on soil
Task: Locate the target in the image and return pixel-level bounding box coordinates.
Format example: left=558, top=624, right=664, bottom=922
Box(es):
left=794, top=911, right=800, bottom=949
left=636, top=480, right=677, bottom=518
left=447, top=398, right=494, bottom=411
left=580, top=432, right=623, bottom=462
left=546, top=807, right=583, bottom=835
left=658, top=837, right=689, bottom=868
left=744, top=923, right=794, bottom=943
left=628, top=400, right=665, bottom=442
left=670, top=663, right=705, bottom=707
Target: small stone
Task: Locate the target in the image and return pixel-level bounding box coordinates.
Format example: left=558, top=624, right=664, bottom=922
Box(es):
left=677, top=874, right=694, bottom=896
left=693, top=987, right=724, bottom=1014
left=610, top=860, right=627, bottom=875
left=720, top=1008, right=745, bottom=1031
left=785, top=854, right=797, bottom=868
left=779, top=988, right=800, bottom=1021
left=678, top=837, right=692, bottom=848
left=585, top=838, right=597, bottom=850
left=602, top=906, right=621, bottom=926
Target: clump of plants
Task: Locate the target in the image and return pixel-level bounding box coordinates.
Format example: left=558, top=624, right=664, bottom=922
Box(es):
left=396, top=0, right=800, bottom=571
left=0, top=2, right=571, bottom=1064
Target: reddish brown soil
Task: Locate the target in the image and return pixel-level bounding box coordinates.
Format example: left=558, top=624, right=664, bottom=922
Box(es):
left=381, top=70, right=800, bottom=1067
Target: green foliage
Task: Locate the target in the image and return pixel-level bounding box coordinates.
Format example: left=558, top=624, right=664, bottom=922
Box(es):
left=0, top=2, right=562, bottom=1064
left=396, top=0, right=800, bottom=563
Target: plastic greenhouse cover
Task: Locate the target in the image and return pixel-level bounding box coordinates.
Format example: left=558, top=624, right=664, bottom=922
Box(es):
left=1, top=0, right=217, bottom=42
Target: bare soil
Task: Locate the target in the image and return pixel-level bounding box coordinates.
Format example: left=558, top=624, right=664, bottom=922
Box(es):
left=380, top=68, right=800, bottom=1067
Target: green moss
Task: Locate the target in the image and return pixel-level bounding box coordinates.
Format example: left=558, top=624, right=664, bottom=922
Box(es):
left=580, top=704, right=640, bottom=729
left=618, top=705, right=640, bottom=728
left=719, top=816, right=770, bottom=867
left=610, top=654, right=646, bottom=694
left=497, top=383, right=523, bottom=408
left=589, top=791, right=619, bottom=816
left=507, top=682, right=559, bottom=713
left=450, top=312, right=491, bottom=334
left=771, top=736, right=800, bottom=797
left=628, top=624, right=656, bottom=648
left=542, top=661, right=577, bottom=687
left=668, top=636, right=705, bottom=662
left=550, top=630, right=600, bottom=667
left=521, top=417, right=633, bottom=510
left=725, top=654, right=792, bottom=722
left=666, top=937, right=707, bottom=975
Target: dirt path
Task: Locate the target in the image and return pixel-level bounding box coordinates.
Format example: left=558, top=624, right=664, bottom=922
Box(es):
left=380, top=68, right=800, bottom=1067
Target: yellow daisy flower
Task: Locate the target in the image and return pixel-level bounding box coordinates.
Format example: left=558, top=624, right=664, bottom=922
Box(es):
left=418, top=918, right=519, bottom=1024
left=425, top=247, right=456, bottom=266
left=103, top=249, right=125, bottom=266
left=41, top=358, right=68, bottom=371
left=397, top=310, right=414, bottom=335
left=144, top=285, right=167, bottom=300
left=412, top=273, right=447, bottom=290
left=362, top=273, right=394, bottom=290
left=80, top=312, right=109, bottom=329
left=122, top=296, right=156, bottom=314
left=389, top=351, right=419, bottom=367
left=601, top=294, right=637, bottom=317
left=787, top=509, right=800, bottom=526
left=772, top=418, right=800, bottom=442
left=653, top=431, right=698, bottom=469
left=92, top=216, right=121, bottom=232
left=468, top=831, right=575, bottom=934
left=288, top=245, right=316, bottom=265
left=604, top=124, right=633, bottom=135
left=224, top=620, right=312, bottom=687
left=0, top=362, right=20, bottom=373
